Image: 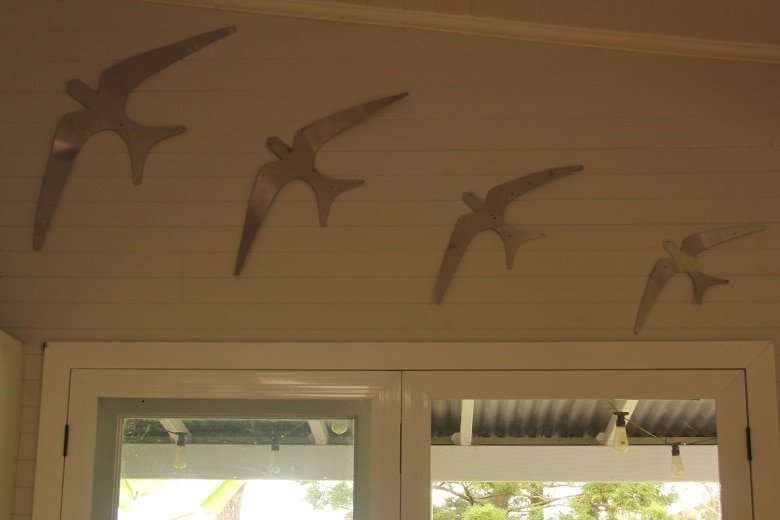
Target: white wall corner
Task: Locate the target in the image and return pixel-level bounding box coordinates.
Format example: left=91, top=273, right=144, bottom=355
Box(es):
left=0, top=331, right=23, bottom=520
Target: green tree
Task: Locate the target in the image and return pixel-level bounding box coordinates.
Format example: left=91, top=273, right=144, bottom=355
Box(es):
left=302, top=480, right=680, bottom=520
left=461, top=503, right=508, bottom=520
left=301, top=480, right=353, bottom=512
left=433, top=481, right=569, bottom=520
left=434, top=482, right=679, bottom=520
left=556, top=482, right=677, bottom=520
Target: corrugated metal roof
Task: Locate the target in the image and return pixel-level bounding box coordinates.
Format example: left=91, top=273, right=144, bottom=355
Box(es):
left=629, top=399, right=716, bottom=439
left=432, top=399, right=716, bottom=445
left=123, top=399, right=716, bottom=447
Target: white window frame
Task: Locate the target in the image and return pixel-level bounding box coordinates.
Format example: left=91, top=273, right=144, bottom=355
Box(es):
left=73, top=370, right=400, bottom=520
left=403, top=369, right=751, bottom=518
left=33, top=340, right=780, bottom=519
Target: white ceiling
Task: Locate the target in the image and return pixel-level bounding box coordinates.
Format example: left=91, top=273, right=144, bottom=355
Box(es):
left=140, top=0, right=780, bottom=63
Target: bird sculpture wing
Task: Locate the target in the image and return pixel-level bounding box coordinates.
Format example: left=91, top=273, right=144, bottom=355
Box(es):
left=433, top=213, right=481, bottom=304
left=483, top=165, right=583, bottom=206
left=97, top=26, right=236, bottom=99
left=234, top=161, right=289, bottom=276
left=100, top=27, right=235, bottom=185
left=679, top=223, right=766, bottom=257
left=679, top=223, right=765, bottom=305
left=34, top=110, right=99, bottom=250
left=234, top=93, right=408, bottom=275
left=434, top=165, right=583, bottom=304
left=633, top=257, right=679, bottom=334
left=292, top=92, right=408, bottom=153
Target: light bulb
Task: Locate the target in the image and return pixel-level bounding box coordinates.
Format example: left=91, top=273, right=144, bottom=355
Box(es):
left=330, top=419, right=350, bottom=435
left=671, top=444, right=685, bottom=478
left=267, top=438, right=281, bottom=475
left=612, top=412, right=629, bottom=455
left=173, top=432, right=187, bottom=469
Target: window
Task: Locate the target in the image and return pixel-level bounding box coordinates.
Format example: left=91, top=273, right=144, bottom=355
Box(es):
left=427, top=398, right=721, bottom=516
left=98, top=400, right=363, bottom=520
left=405, top=373, right=748, bottom=518
left=32, top=341, right=780, bottom=519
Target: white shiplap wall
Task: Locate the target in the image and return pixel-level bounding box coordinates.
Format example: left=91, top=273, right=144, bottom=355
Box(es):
left=1, top=0, right=780, bottom=518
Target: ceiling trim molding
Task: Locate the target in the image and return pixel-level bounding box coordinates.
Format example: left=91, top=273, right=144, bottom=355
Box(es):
left=138, top=0, right=780, bottom=63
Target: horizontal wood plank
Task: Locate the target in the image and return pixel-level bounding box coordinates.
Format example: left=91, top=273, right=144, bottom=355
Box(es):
left=0, top=301, right=777, bottom=331
left=5, top=146, right=780, bottom=180
left=3, top=197, right=776, bottom=228
left=5, top=171, right=780, bottom=203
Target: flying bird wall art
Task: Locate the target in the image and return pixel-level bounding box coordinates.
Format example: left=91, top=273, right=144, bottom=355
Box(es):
left=633, top=223, right=766, bottom=334
left=234, top=92, right=409, bottom=276
left=433, top=165, right=583, bottom=304
left=33, top=26, right=237, bottom=250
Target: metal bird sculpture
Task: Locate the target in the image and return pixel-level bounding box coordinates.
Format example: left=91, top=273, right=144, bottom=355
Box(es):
left=633, top=223, right=766, bottom=334
left=33, top=26, right=237, bottom=250
left=434, top=165, right=583, bottom=304
left=234, top=92, right=408, bottom=276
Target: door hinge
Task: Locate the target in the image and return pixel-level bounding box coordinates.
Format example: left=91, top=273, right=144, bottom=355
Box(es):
left=399, top=421, right=403, bottom=473
left=746, top=427, right=752, bottom=461
left=63, top=424, right=70, bottom=457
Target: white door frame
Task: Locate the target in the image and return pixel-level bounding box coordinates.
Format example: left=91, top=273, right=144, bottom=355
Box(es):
left=33, top=340, right=780, bottom=519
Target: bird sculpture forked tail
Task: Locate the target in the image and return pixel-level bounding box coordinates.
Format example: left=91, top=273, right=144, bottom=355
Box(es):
left=633, top=223, right=766, bottom=334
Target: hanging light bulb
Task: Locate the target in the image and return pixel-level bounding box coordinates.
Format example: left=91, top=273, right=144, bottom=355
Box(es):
left=612, top=412, right=629, bottom=454
left=330, top=419, right=350, bottom=435
left=267, top=437, right=281, bottom=475
left=173, top=432, right=187, bottom=469
left=671, top=443, right=685, bottom=478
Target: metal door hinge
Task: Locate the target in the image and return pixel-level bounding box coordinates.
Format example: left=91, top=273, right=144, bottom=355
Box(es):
left=63, top=424, right=70, bottom=457
left=746, top=427, right=753, bottom=461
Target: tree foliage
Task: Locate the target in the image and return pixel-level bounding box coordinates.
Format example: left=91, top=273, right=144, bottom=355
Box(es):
left=301, top=480, right=715, bottom=520
left=301, top=480, right=353, bottom=511
left=554, top=482, right=676, bottom=520
left=461, top=503, right=508, bottom=520
left=433, top=482, right=560, bottom=520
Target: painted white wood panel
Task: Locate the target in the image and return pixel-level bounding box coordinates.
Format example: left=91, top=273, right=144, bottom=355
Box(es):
left=7, top=117, right=778, bottom=156
left=2, top=0, right=780, bottom=518
left=6, top=82, right=780, bottom=122
left=6, top=171, right=780, bottom=204
left=0, top=332, right=22, bottom=520
left=130, top=0, right=780, bottom=63
left=0, top=223, right=772, bottom=255
left=0, top=1, right=777, bottom=337
left=3, top=198, right=778, bottom=229
left=1, top=302, right=778, bottom=335
left=5, top=147, right=780, bottom=186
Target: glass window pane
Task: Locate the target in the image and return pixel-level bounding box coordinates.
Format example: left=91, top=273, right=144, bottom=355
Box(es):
left=431, top=399, right=720, bottom=519
left=117, top=417, right=355, bottom=520
left=94, top=399, right=364, bottom=520
left=120, top=418, right=354, bottom=479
